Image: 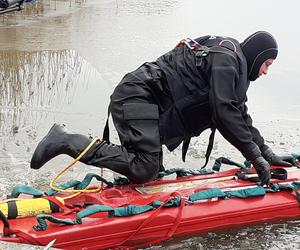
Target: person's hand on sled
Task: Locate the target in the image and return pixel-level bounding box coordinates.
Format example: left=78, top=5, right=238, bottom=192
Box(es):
left=262, top=146, right=296, bottom=167
left=252, top=156, right=271, bottom=186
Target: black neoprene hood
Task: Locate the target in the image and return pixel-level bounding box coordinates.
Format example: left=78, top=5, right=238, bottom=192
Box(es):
left=240, top=31, right=278, bottom=81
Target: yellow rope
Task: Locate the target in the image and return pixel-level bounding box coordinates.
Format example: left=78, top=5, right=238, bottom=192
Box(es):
left=49, top=136, right=103, bottom=194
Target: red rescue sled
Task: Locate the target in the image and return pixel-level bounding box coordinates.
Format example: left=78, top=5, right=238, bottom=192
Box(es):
left=1, top=164, right=300, bottom=249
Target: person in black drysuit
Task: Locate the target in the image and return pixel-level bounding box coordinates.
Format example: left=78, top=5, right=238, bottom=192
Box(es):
left=30, top=31, right=296, bottom=186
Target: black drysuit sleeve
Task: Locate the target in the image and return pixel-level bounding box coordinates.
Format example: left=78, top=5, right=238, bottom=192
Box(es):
left=208, top=52, right=262, bottom=161
left=239, top=100, right=266, bottom=150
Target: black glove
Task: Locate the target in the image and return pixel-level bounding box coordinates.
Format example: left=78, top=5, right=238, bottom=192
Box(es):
left=262, top=147, right=296, bottom=167
left=252, top=156, right=271, bottom=186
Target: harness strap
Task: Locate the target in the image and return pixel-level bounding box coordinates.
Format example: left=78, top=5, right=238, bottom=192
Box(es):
left=102, top=105, right=111, bottom=143
left=182, top=127, right=216, bottom=169
left=201, top=127, right=216, bottom=169
left=182, top=137, right=190, bottom=162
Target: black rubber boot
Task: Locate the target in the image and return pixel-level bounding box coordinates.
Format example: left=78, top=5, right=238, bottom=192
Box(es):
left=30, top=123, right=92, bottom=169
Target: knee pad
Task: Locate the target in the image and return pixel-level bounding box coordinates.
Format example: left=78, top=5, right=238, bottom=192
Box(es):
left=128, top=152, right=161, bottom=184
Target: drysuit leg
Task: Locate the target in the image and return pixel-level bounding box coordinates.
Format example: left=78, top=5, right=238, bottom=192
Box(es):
left=30, top=123, right=160, bottom=184
left=83, top=77, right=163, bottom=183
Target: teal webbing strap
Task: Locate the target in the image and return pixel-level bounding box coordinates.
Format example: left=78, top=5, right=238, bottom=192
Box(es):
left=77, top=204, right=154, bottom=218
left=76, top=205, right=113, bottom=223
left=292, top=153, right=300, bottom=162
left=34, top=205, right=116, bottom=230
left=45, top=180, right=82, bottom=196
left=46, top=173, right=113, bottom=196
left=189, top=186, right=266, bottom=202
left=157, top=168, right=213, bottom=178
left=113, top=205, right=154, bottom=217
left=113, top=176, right=132, bottom=185
left=212, top=157, right=250, bottom=172
left=9, top=184, right=44, bottom=198
left=225, top=186, right=266, bottom=198
left=212, top=152, right=299, bottom=172
left=152, top=197, right=181, bottom=208
left=76, top=173, right=113, bottom=190
left=33, top=214, right=76, bottom=231
left=10, top=173, right=114, bottom=198
left=269, top=181, right=300, bottom=192
left=189, top=188, right=226, bottom=202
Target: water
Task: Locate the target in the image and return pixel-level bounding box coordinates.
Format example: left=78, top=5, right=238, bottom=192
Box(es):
left=0, top=0, right=300, bottom=249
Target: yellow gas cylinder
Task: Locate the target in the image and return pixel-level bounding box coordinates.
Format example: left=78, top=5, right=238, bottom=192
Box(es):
left=0, top=197, right=64, bottom=219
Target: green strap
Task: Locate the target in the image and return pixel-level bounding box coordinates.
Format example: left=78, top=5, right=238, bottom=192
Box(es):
left=157, top=168, right=213, bottom=178
left=152, top=197, right=182, bottom=208
left=213, top=152, right=299, bottom=172
left=212, top=157, right=251, bottom=172
left=189, top=188, right=226, bottom=202
left=34, top=206, right=115, bottom=230
left=225, top=186, right=265, bottom=198
left=76, top=205, right=113, bottom=223
left=46, top=173, right=113, bottom=196
left=45, top=180, right=82, bottom=196
left=292, top=153, right=300, bottom=161
left=33, top=214, right=76, bottom=231
left=77, top=204, right=155, bottom=220
left=269, top=181, right=300, bottom=192
left=9, top=184, right=44, bottom=198
left=76, top=173, right=113, bottom=190
left=113, top=176, right=132, bottom=185
left=10, top=173, right=114, bottom=198
left=113, top=205, right=154, bottom=217
left=189, top=186, right=266, bottom=202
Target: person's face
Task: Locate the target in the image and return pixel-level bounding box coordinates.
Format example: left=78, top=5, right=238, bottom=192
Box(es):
left=258, top=59, right=274, bottom=78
